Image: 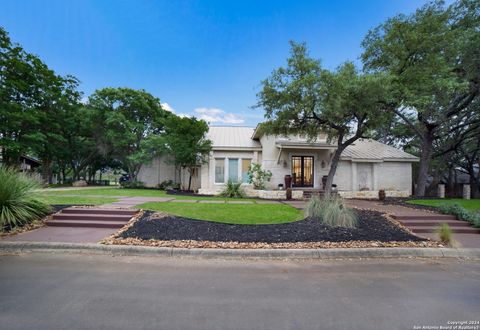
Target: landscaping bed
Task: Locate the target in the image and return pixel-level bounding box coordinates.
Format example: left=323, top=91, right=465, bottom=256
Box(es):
left=103, top=209, right=439, bottom=249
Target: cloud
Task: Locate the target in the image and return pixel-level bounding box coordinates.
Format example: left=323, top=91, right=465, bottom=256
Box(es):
left=194, top=107, right=245, bottom=124
left=161, top=102, right=175, bottom=113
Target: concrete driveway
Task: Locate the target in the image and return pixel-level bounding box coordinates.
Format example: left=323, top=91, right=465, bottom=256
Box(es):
left=0, top=253, right=478, bottom=330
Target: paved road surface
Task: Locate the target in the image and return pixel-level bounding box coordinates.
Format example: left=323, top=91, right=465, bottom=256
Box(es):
left=0, top=253, right=479, bottom=330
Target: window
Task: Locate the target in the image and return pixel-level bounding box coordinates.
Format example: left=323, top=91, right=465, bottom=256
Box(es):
left=228, top=158, right=239, bottom=182
left=215, top=158, right=225, bottom=183
left=242, top=159, right=252, bottom=183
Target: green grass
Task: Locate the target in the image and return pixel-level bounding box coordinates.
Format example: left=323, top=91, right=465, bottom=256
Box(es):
left=139, top=202, right=304, bottom=224
left=407, top=199, right=480, bottom=212
left=41, top=187, right=258, bottom=201
left=40, top=196, right=118, bottom=205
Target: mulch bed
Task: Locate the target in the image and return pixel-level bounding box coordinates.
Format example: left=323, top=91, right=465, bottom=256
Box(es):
left=116, top=210, right=427, bottom=244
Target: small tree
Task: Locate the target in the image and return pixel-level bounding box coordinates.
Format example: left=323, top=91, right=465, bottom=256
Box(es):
left=161, top=116, right=212, bottom=191
left=247, top=163, right=272, bottom=189
left=257, top=42, right=392, bottom=195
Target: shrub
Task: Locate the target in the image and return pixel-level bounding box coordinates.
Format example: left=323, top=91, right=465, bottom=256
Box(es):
left=120, top=180, right=145, bottom=189
left=438, top=223, right=453, bottom=245
left=247, top=163, right=272, bottom=190
left=0, top=166, right=51, bottom=231
left=305, top=195, right=357, bottom=228
left=439, top=203, right=480, bottom=228
left=158, top=180, right=179, bottom=190
left=219, top=180, right=246, bottom=198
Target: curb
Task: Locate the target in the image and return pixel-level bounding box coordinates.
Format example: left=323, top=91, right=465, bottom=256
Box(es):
left=1, top=241, right=480, bottom=259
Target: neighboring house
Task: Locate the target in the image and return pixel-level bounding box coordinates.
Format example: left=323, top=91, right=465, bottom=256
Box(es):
left=137, top=125, right=419, bottom=199
left=0, top=148, right=42, bottom=172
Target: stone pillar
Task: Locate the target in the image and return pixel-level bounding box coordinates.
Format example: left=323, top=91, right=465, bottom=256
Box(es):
left=463, top=184, right=471, bottom=200
left=437, top=184, right=445, bottom=199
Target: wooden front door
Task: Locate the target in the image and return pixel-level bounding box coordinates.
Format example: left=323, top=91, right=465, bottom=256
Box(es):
left=291, top=156, right=314, bottom=187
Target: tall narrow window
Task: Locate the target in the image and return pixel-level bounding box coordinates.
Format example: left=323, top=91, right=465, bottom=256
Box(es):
left=228, top=158, right=239, bottom=182
left=215, top=158, right=225, bottom=183
left=242, top=159, right=252, bottom=183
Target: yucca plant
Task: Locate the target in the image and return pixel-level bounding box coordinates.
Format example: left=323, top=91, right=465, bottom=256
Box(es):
left=0, top=166, right=51, bottom=231
left=305, top=195, right=357, bottom=228
left=219, top=180, right=246, bottom=198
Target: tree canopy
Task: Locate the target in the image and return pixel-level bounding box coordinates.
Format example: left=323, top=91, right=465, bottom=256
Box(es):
left=257, top=42, right=393, bottom=194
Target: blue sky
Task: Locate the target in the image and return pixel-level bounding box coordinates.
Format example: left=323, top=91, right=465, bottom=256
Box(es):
left=2, top=0, right=429, bottom=126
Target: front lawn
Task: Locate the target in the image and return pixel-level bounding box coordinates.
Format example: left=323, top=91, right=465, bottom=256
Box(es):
left=40, top=196, right=118, bottom=205
left=138, top=202, right=303, bottom=224
left=407, top=199, right=480, bottom=212
left=42, top=187, right=258, bottom=201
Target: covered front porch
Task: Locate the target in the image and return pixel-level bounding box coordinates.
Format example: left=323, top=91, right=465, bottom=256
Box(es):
left=266, top=138, right=337, bottom=190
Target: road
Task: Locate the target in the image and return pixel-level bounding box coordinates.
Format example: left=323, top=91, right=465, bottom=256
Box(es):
left=0, top=253, right=479, bottom=330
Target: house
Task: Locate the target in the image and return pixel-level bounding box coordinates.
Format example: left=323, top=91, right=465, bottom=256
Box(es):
left=0, top=148, right=42, bottom=172
left=137, top=125, right=419, bottom=199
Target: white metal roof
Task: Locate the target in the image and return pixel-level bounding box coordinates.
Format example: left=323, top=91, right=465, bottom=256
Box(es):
left=207, top=126, right=261, bottom=149
left=207, top=126, right=418, bottom=161
left=342, top=139, right=419, bottom=162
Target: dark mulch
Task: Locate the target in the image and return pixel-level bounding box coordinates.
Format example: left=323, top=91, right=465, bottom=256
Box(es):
left=166, top=189, right=215, bottom=197
left=120, top=210, right=425, bottom=243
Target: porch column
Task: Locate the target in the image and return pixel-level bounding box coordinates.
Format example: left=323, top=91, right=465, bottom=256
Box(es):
left=351, top=162, right=357, bottom=191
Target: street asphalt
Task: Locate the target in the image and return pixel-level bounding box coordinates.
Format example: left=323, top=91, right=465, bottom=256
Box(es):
left=0, top=253, right=479, bottom=330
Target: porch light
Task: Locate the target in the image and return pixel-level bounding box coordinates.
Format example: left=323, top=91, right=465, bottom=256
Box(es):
left=321, top=160, right=326, bottom=169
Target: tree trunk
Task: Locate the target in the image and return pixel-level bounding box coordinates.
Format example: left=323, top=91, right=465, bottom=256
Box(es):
left=447, top=166, right=455, bottom=198
left=415, top=136, right=433, bottom=197
left=187, top=168, right=192, bottom=192
left=324, top=146, right=345, bottom=197
left=468, top=167, right=479, bottom=199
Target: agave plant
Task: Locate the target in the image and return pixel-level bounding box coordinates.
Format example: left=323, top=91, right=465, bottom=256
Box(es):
left=219, top=180, right=246, bottom=198
left=0, top=166, right=51, bottom=231
left=305, top=195, right=357, bottom=228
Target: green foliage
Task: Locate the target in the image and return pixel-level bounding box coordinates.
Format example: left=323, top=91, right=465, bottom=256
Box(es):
left=438, top=223, right=453, bottom=245
left=305, top=195, right=358, bottom=228
left=219, top=180, right=246, bottom=198
left=158, top=180, right=180, bottom=190
left=247, top=163, right=272, bottom=190
left=119, top=180, right=145, bottom=189
left=256, top=41, right=393, bottom=194
left=156, top=116, right=212, bottom=191
left=0, top=167, right=51, bottom=231
left=87, top=87, right=170, bottom=179
left=439, top=203, right=480, bottom=228
left=361, top=0, right=480, bottom=196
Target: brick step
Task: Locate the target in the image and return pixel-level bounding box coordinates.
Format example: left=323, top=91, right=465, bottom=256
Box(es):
left=61, top=208, right=138, bottom=215
left=393, top=214, right=457, bottom=221
left=52, top=213, right=133, bottom=221
left=46, top=220, right=128, bottom=228
left=411, top=226, right=480, bottom=234
left=398, top=220, right=471, bottom=227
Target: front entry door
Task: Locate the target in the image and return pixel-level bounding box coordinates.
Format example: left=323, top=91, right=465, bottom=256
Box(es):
left=291, top=156, right=314, bottom=187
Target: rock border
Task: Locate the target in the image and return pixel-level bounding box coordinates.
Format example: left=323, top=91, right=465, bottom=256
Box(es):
left=1, top=241, right=479, bottom=259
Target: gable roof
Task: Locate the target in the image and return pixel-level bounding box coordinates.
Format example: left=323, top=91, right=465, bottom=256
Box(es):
left=207, top=126, right=261, bottom=150
left=342, top=139, right=419, bottom=162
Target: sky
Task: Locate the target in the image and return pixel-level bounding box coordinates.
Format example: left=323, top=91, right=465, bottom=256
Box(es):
left=1, top=0, right=430, bottom=126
